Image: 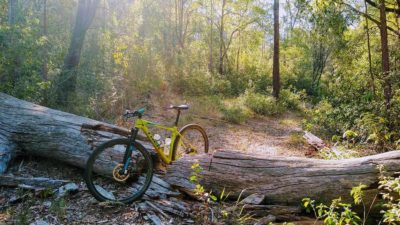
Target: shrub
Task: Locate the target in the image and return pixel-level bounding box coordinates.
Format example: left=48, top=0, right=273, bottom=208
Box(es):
left=355, top=113, right=397, bottom=150
left=243, top=91, right=284, bottom=116
left=211, top=77, right=232, bottom=96
left=171, top=70, right=212, bottom=96
left=305, top=99, right=341, bottom=136
left=279, top=89, right=304, bottom=111
left=379, top=166, right=400, bottom=224
left=221, top=105, right=251, bottom=124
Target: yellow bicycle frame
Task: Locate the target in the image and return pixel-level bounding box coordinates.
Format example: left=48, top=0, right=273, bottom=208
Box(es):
left=134, top=118, right=180, bottom=164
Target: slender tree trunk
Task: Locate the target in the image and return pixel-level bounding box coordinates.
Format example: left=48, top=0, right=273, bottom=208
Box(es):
left=55, top=0, right=99, bottom=107
left=219, top=0, right=226, bottom=75
left=174, top=0, right=187, bottom=53
left=180, top=0, right=185, bottom=49
left=365, top=0, right=376, bottom=97
left=42, top=0, right=49, bottom=104
left=8, top=0, right=20, bottom=89
left=272, top=0, right=280, bottom=98
left=208, top=0, right=214, bottom=73
left=8, top=0, right=17, bottom=25
left=236, top=31, right=241, bottom=73
left=379, top=0, right=392, bottom=109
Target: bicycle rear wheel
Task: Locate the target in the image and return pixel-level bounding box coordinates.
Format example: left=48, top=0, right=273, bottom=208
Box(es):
left=173, top=124, right=209, bottom=160
left=84, top=138, right=153, bottom=203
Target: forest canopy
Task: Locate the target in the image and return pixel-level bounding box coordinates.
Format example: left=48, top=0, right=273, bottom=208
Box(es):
left=0, top=0, right=400, bottom=151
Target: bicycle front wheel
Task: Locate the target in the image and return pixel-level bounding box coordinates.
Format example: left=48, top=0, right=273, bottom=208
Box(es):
left=84, top=138, right=153, bottom=204
left=173, top=124, right=209, bottom=160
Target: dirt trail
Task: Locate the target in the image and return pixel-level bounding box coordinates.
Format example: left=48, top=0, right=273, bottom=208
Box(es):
left=195, top=112, right=309, bottom=157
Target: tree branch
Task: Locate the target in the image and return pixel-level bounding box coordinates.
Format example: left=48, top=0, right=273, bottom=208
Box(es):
left=365, top=0, right=400, bottom=14
left=343, top=2, right=400, bottom=37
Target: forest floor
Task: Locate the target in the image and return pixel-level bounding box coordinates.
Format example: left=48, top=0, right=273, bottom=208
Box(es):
left=194, top=112, right=310, bottom=157
left=0, top=103, right=319, bottom=225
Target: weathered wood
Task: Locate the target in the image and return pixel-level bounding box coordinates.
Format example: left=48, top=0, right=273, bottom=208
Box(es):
left=0, top=93, right=176, bottom=201
left=239, top=205, right=301, bottom=218
left=165, top=150, right=400, bottom=206
left=303, top=131, right=326, bottom=150
left=0, top=175, right=70, bottom=188
left=0, top=92, right=150, bottom=174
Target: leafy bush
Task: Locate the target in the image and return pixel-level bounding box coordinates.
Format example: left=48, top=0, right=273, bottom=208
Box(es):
left=243, top=90, right=284, bottom=116
left=303, top=197, right=361, bottom=225
left=303, top=168, right=400, bottom=224
left=304, top=100, right=342, bottom=136
left=279, top=89, right=304, bottom=111
left=211, top=77, right=232, bottom=95
left=379, top=166, right=400, bottom=224
left=172, top=70, right=213, bottom=96
left=221, top=104, right=251, bottom=124
left=355, top=113, right=397, bottom=150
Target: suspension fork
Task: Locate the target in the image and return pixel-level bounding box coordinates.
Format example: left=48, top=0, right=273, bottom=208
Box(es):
left=121, top=128, right=139, bottom=174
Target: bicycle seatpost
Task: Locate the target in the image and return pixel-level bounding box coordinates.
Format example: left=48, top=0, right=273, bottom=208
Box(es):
left=174, top=110, right=181, bottom=126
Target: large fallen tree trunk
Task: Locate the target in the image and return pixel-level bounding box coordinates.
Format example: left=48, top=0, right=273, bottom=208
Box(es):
left=165, top=150, right=400, bottom=205
left=2, top=92, right=400, bottom=207
left=0, top=92, right=149, bottom=173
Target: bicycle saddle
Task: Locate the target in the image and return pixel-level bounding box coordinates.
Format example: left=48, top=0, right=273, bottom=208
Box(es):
left=168, top=104, right=189, bottom=110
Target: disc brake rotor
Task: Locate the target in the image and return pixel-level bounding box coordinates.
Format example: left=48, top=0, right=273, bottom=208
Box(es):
left=112, top=164, right=130, bottom=182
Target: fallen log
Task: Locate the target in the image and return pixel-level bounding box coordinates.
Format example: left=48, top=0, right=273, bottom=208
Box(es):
left=165, top=150, right=400, bottom=206
left=2, top=93, right=400, bottom=207
left=0, top=92, right=149, bottom=174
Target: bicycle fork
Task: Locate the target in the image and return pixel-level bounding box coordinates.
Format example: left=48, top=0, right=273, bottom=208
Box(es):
left=121, top=128, right=139, bottom=175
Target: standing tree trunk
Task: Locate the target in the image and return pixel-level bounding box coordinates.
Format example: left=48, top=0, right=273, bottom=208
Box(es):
left=364, top=0, right=376, bottom=97
left=8, top=0, right=20, bottom=89
left=272, top=0, right=280, bottom=98
left=379, top=0, right=392, bottom=109
left=219, top=0, right=226, bottom=75
left=8, top=0, right=17, bottom=25
left=55, top=0, right=99, bottom=107
left=42, top=0, right=49, bottom=104
left=208, top=0, right=214, bottom=73
left=236, top=31, right=241, bottom=73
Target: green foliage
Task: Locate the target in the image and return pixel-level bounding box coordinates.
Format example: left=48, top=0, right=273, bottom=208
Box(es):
left=303, top=169, right=400, bottom=224
left=378, top=166, right=400, bottom=224
left=50, top=197, right=67, bottom=220
left=1, top=0, right=400, bottom=154
left=302, top=197, right=361, bottom=225
left=302, top=184, right=367, bottom=224
left=221, top=104, right=251, bottom=124
left=189, top=163, right=217, bottom=201
left=318, top=146, right=359, bottom=160
left=331, top=135, right=340, bottom=143
left=355, top=113, right=396, bottom=150
left=350, top=184, right=367, bottom=205
left=279, top=89, right=304, bottom=111
left=189, top=163, right=255, bottom=224
left=243, top=90, right=284, bottom=116
left=304, top=100, right=339, bottom=135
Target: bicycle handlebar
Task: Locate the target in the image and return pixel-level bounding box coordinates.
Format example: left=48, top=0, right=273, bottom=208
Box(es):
left=123, top=108, right=145, bottom=119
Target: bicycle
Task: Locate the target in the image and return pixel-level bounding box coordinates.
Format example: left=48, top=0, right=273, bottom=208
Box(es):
left=84, top=104, right=209, bottom=203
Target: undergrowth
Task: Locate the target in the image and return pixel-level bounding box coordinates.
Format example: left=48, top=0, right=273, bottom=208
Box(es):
left=303, top=165, right=400, bottom=225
